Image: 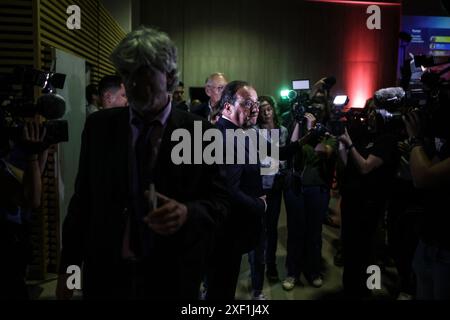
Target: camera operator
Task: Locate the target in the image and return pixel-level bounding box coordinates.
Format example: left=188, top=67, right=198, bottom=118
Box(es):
left=283, top=99, right=338, bottom=290
left=403, top=80, right=450, bottom=300
left=386, top=135, right=424, bottom=300
left=338, top=99, right=400, bottom=298
left=0, top=114, right=48, bottom=300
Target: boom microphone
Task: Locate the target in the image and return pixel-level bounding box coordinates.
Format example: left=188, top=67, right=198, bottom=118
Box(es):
left=374, top=87, right=405, bottom=110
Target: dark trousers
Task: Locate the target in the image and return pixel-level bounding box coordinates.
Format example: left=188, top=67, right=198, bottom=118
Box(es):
left=83, top=256, right=202, bottom=300
left=248, top=247, right=265, bottom=293
left=386, top=178, right=422, bottom=294
left=413, top=240, right=450, bottom=300
left=206, top=236, right=242, bottom=300
left=341, top=193, right=385, bottom=296
left=248, top=208, right=268, bottom=292
left=265, top=187, right=284, bottom=267
left=284, top=185, right=330, bottom=280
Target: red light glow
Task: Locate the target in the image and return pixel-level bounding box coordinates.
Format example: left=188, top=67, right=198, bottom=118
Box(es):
left=344, top=62, right=377, bottom=108
left=309, top=0, right=401, bottom=108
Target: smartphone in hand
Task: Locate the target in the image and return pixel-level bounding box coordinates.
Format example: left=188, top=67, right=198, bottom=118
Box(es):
left=148, top=183, right=157, bottom=212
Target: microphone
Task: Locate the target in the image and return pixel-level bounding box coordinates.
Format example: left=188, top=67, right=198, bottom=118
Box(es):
left=374, top=87, right=405, bottom=110
left=36, top=94, right=66, bottom=119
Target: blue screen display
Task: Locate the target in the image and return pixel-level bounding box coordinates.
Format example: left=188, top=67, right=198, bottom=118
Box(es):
left=401, top=15, right=450, bottom=57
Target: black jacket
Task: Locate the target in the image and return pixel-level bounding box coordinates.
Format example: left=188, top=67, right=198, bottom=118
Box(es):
left=60, top=107, right=229, bottom=297
left=216, top=117, right=265, bottom=253
left=190, top=102, right=210, bottom=119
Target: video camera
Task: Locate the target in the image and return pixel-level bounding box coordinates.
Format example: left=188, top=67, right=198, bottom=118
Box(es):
left=290, top=91, right=333, bottom=141
left=291, top=91, right=325, bottom=123
left=373, top=87, right=406, bottom=125
left=0, top=66, right=69, bottom=154
left=284, top=76, right=350, bottom=138
left=379, top=56, right=450, bottom=139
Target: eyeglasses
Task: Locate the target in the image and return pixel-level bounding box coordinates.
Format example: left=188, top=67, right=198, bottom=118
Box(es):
left=239, top=100, right=260, bottom=110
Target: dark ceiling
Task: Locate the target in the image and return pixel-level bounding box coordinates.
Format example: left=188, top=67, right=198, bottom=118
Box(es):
left=402, top=0, right=449, bottom=16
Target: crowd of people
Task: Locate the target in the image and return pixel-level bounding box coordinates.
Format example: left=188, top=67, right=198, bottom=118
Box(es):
left=2, top=26, right=449, bottom=301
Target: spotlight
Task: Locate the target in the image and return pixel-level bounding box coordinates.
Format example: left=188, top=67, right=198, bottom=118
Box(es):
left=280, top=89, right=290, bottom=99
left=280, top=89, right=297, bottom=100
left=333, top=95, right=349, bottom=107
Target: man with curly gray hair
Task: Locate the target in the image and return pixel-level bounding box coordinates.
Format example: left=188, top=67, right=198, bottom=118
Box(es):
left=111, top=26, right=178, bottom=114
left=57, top=26, right=229, bottom=300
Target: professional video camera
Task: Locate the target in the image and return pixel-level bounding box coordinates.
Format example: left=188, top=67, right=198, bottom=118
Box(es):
left=290, top=92, right=334, bottom=142
left=373, top=86, right=426, bottom=138
left=374, top=66, right=450, bottom=140
left=290, top=92, right=350, bottom=138
left=373, top=87, right=406, bottom=131
left=326, top=95, right=350, bottom=137
left=291, top=91, right=325, bottom=123
left=285, top=76, right=351, bottom=138
left=0, top=66, right=69, bottom=154
left=420, top=61, right=450, bottom=140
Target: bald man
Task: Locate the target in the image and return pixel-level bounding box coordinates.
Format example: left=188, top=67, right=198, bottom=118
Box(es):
left=191, top=72, right=228, bottom=120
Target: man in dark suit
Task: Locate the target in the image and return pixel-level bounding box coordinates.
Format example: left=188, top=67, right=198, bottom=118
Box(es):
left=206, top=81, right=267, bottom=300
left=190, top=73, right=228, bottom=120
left=56, top=26, right=229, bottom=300
left=172, top=81, right=189, bottom=112
left=98, top=74, right=128, bottom=109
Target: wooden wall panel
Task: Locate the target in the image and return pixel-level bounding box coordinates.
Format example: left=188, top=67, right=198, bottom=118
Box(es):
left=0, top=0, right=34, bottom=76
left=40, top=0, right=126, bottom=84
left=0, top=0, right=127, bottom=281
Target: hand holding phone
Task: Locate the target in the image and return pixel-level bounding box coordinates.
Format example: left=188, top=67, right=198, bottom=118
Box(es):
left=142, top=190, right=188, bottom=236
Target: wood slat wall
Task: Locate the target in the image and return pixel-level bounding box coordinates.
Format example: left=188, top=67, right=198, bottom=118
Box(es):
left=0, top=0, right=46, bottom=280
left=1, top=0, right=126, bottom=95
left=40, top=0, right=126, bottom=84
left=0, top=0, right=33, bottom=77
left=1, top=0, right=127, bottom=280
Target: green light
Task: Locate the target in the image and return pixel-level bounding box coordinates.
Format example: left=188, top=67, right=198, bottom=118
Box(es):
left=280, top=89, right=290, bottom=98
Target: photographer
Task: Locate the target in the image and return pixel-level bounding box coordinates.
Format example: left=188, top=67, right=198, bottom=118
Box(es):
left=254, top=95, right=290, bottom=285
left=386, top=134, right=424, bottom=300
left=338, top=100, right=400, bottom=298
left=0, top=114, right=48, bottom=300
left=283, top=99, right=338, bottom=290
left=403, top=78, right=450, bottom=299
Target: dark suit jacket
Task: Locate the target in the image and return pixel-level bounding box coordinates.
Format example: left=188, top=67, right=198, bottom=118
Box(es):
left=216, top=117, right=265, bottom=254
left=190, top=102, right=210, bottom=119
left=174, top=100, right=189, bottom=112
left=60, top=107, right=229, bottom=298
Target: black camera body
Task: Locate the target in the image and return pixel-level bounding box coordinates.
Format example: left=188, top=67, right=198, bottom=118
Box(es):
left=309, top=122, right=330, bottom=141
left=292, top=95, right=332, bottom=141
left=372, top=87, right=409, bottom=136
left=292, top=91, right=315, bottom=123
left=373, top=71, right=449, bottom=140
left=0, top=67, right=69, bottom=154
left=327, top=119, right=346, bottom=136
left=293, top=95, right=348, bottom=138
left=400, top=55, right=450, bottom=139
